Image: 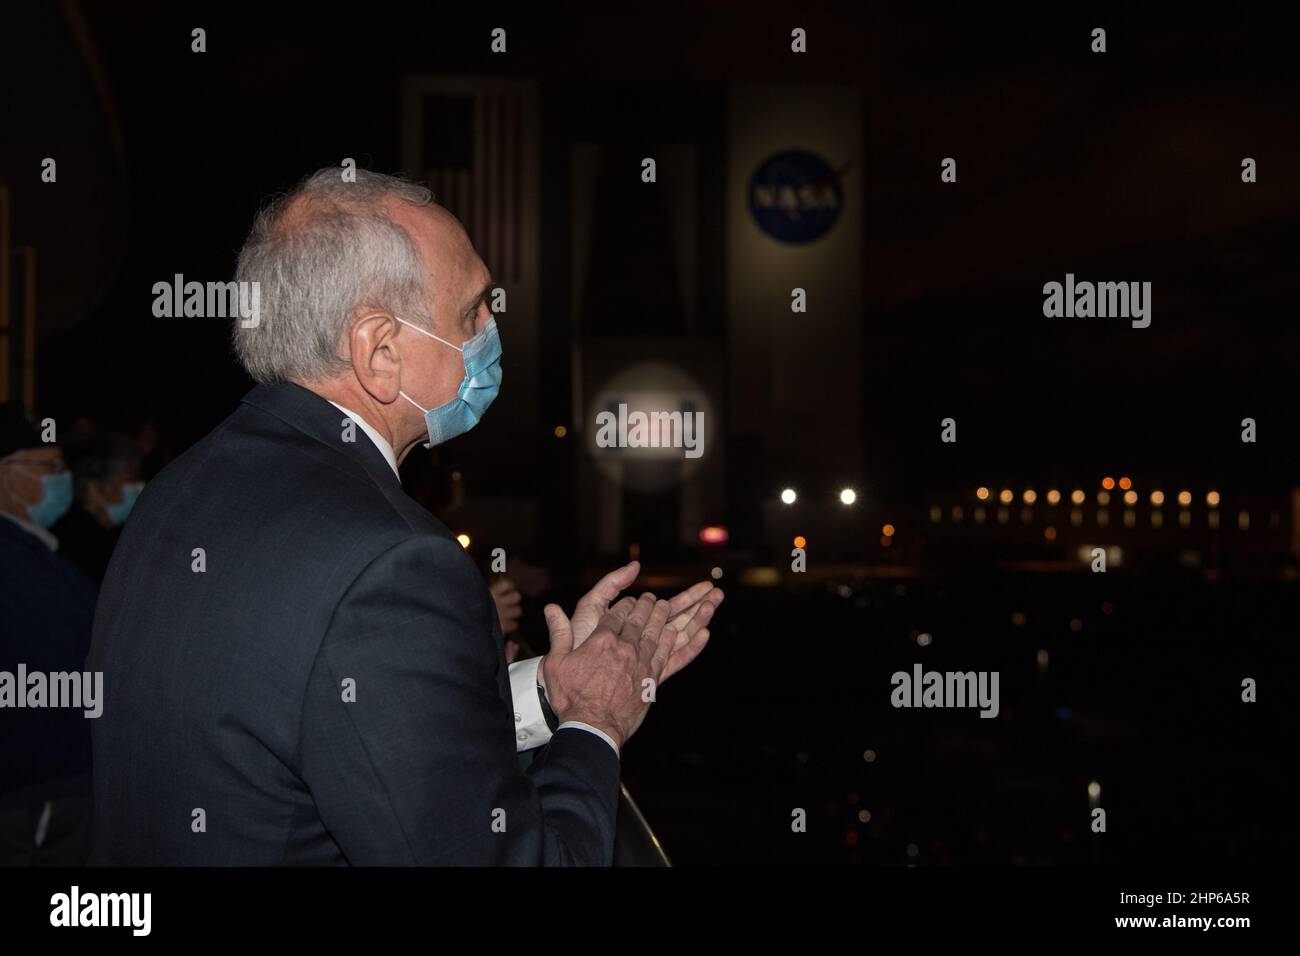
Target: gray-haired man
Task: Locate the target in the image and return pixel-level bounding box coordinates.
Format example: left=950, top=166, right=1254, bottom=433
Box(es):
left=88, top=169, right=722, bottom=865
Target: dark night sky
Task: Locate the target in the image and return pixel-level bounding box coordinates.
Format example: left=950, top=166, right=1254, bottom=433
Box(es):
left=7, top=0, right=1299, bottom=500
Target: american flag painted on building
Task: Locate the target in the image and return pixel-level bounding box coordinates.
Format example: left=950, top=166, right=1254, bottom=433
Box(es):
left=423, top=93, right=525, bottom=283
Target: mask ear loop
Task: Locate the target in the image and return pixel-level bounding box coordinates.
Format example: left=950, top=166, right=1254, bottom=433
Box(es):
left=395, top=315, right=465, bottom=353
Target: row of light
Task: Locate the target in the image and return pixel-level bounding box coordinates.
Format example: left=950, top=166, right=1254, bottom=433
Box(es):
left=783, top=485, right=1224, bottom=509
left=780, top=487, right=857, bottom=505
left=976, top=486, right=1220, bottom=508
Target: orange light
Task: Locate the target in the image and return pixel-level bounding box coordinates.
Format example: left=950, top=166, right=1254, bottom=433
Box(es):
left=629, top=543, right=640, bottom=560
left=1046, top=489, right=1061, bottom=505
left=1070, top=490, right=1085, bottom=505
left=882, top=523, right=895, bottom=537
left=1044, top=527, right=1057, bottom=541
left=976, top=486, right=990, bottom=501
left=1118, top=476, right=1132, bottom=491
left=699, top=525, right=729, bottom=545
left=1150, top=490, right=1165, bottom=506
left=999, top=489, right=1014, bottom=504
left=1177, top=491, right=1192, bottom=506
left=793, top=535, right=807, bottom=549
left=1101, top=477, right=1115, bottom=491
left=1207, top=490, right=1221, bottom=507
left=1023, top=489, right=1037, bottom=504
left=553, top=425, right=567, bottom=438
left=1123, top=490, right=1138, bottom=506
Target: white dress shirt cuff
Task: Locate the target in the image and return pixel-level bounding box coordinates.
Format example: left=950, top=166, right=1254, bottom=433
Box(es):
left=508, top=657, right=621, bottom=757
left=508, top=656, right=551, bottom=752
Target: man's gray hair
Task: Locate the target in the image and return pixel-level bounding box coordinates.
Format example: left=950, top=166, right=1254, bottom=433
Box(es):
left=232, top=168, right=434, bottom=384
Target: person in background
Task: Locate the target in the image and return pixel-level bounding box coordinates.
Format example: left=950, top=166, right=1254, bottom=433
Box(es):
left=52, top=430, right=144, bottom=583
left=0, top=404, right=96, bottom=864
left=489, top=558, right=552, bottom=663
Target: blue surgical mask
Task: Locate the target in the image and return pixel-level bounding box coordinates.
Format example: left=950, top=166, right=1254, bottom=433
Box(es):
left=106, top=481, right=144, bottom=527
left=397, top=316, right=502, bottom=448
left=27, top=471, right=74, bottom=528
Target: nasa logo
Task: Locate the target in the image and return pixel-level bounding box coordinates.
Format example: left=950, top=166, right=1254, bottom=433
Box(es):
left=748, top=149, right=843, bottom=244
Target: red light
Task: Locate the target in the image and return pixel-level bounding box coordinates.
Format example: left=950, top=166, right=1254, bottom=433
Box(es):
left=699, top=525, right=729, bottom=546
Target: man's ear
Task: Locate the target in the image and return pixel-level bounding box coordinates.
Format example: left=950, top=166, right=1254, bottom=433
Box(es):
left=349, top=311, right=402, bottom=403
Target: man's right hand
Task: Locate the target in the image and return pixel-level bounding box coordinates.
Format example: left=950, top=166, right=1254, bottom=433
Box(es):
left=540, top=560, right=722, bottom=690
left=540, top=593, right=676, bottom=751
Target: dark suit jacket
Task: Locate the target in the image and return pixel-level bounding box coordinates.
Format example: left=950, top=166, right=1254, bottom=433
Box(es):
left=88, top=382, right=621, bottom=865
left=0, top=516, right=97, bottom=806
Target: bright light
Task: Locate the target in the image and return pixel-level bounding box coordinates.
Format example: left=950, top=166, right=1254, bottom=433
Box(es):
left=1123, top=490, right=1138, bottom=506
left=699, top=525, right=729, bottom=545
left=1088, top=781, right=1102, bottom=799
left=793, top=535, right=807, bottom=549
left=1207, top=490, right=1221, bottom=507
left=839, top=488, right=857, bottom=505
left=1101, top=476, right=1115, bottom=490
left=976, top=486, right=990, bottom=501
left=780, top=488, right=797, bottom=505
left=1046, top=489, right=1061, bottom=505
left=1150, top=490, right=1165, bottom=506
left=999, top=489, right=1014, bottom=504
left=1178, top=490, right=1192, bottom=506
left=553, top=425, right=567, bottom=438
left=1023, top=489, right=1037, bottom=504
left=456, top=533, right=471, bottom=549
left=882, top=523, right=895, bottom=537
left=1071, top=489, right=1085, bottom=505
left=1118, top=476, right=1132, bottom=491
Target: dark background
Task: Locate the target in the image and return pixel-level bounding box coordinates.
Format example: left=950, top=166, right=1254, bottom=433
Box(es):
left=3, top=0, right=1298, bottom=865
